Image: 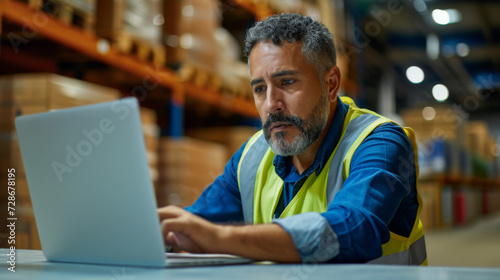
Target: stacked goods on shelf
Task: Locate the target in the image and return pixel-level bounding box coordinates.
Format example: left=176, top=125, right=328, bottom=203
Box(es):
left=16, top=0, right=95, bottom=31
left=140, top=108, right=160, bottom=190
left=213, top=28, right=253, bottom=100
left=95, top=0, right=166, bottom=65
left=157, top=137, right=229, bottom=208
left=402, top=106, right=465, bottom=178
left=416, top=179, right=441, bottom=231
left=402, top=106, right=500, bottom=230
left=0, top=73, right=120, bottom=249
left=466, top=122, right=491, bottom=178
left=267, top=0, right=319, bottom=17
left=453, top=186, right=483, bottom=226
left=173, top=0, right=221, bottom=90
left=165, top=0, right=253, bottom=100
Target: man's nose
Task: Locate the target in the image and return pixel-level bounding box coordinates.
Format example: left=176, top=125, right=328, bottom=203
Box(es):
left=266, top=86, right=285, bottom=115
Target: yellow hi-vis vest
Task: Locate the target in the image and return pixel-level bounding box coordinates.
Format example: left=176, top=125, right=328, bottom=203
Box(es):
left=237, top=97, right=427, bottom=265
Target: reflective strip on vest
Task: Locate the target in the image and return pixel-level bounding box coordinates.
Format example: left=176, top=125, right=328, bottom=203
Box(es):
left=325, top=113, right=381, bottom=205
left=367, top=235, right=427, bottom=265
left=239, top=132, right=268, bottom=223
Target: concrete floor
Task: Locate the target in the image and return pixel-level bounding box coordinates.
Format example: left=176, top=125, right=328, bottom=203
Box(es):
left=425, top=212, right=500, bottom=267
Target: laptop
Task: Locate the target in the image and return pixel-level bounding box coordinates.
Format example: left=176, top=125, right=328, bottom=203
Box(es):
left=15, top=97, right=253, bottom=267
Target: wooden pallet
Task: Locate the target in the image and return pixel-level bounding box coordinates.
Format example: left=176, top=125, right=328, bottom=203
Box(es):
left=15, top=0, right=94, bottom=32
left=179, top=64, right=221, bottom=91
left=114, top=32, right=166, bottom=66
left=179, top=63, right=254, bottom=101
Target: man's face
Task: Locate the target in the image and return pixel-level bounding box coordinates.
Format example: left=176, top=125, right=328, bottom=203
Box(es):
left=249, top=41, right=330, bottom=156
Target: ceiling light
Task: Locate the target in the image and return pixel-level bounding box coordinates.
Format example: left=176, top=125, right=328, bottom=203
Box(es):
left=446, top=9, right=462, bottom=23
left=406, top=66, right=425, bottom=84
left=432, top=84, right=449, bottom=102
left=422, top=106, right=436, bottom=121
left=426, top=34, right=439, bottom=60
left=432, top=9, right=449, bottom=25
left=432, top=9, right=462, bottom=25
left=413, top=0, right=427, bottom=13
left=456, top=43, right=470, bottom=57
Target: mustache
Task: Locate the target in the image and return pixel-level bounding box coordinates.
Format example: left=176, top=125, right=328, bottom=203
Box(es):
left=263, top=113, right=304, bottom=133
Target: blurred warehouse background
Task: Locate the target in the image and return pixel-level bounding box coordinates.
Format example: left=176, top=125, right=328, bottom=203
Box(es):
left=0, top=0, right=499, bottom=267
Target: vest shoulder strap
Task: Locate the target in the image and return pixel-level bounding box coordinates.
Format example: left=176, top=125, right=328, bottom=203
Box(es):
left=237, top=131, right=268, bottom=223
left=326, top=113, right=387, bottom=205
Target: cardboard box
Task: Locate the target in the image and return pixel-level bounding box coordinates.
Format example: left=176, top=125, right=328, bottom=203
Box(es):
left=465, top=121, right=489, bottom=156
left=96, top=0, right=162, bottom=45
left=157, top=137, right=229, bottom=207
left=0, top=73, right=119, bottom=116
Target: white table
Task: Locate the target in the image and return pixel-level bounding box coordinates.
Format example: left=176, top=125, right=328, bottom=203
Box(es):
left=1, top=249, right=500, bottom=280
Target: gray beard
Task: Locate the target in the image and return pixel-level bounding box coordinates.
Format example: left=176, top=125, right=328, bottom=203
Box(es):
left=264, top=91, right=330, bottom=156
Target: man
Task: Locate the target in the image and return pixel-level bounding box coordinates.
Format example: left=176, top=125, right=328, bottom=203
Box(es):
left=158, top=13, right=427, bottom=265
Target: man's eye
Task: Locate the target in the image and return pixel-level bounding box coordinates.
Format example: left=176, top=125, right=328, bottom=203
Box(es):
left=254, top=86, right=265, bottom=93
left=283, top=79, right=295, bottom=85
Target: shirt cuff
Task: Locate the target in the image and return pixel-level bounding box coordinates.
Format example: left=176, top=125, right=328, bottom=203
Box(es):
left=273, top=212, right=339, bottom=263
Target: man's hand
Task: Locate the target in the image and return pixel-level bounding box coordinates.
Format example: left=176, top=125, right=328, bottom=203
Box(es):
left=157, top=205, right=302, bottom=262
left=158, top=205, right=226, bottom=253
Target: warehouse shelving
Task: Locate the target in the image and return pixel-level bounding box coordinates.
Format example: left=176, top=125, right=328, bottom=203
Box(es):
left=1, top=0, right=260, bottom=118
left=231, top=0, right=273, bottom=20
left=1, top=0, right=360, bottom=118
left=419, top=173, right=500, bottom=231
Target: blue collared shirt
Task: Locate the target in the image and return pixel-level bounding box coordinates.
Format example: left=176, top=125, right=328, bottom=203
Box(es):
left=186, top=98, right=418, bottom=263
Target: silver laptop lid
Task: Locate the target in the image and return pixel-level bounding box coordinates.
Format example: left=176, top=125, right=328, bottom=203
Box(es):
left=15, top=97, right=167, bottom=267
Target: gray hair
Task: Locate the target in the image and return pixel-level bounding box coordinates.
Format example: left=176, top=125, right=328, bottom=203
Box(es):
left=244, top=13, right=337, bottom=79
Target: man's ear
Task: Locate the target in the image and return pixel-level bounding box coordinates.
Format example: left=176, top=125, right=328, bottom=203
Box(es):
left=324, top=66, right=341, bottom=102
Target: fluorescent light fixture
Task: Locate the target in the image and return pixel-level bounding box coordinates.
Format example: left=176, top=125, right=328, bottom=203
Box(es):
left=432, top=9, right=462, bottom=25
left=422, top=106, right=436, bottom=121
left=427, top=34, right=439, bottom=60
left=413, top=0, right=427, bottom=12
left=406, top=66, right=425, bottom=84
left=432, top=84, right=449, bottom=102
left=447, top=9, right=462, bottom=23
left=456, top=43, right=470, bottom=57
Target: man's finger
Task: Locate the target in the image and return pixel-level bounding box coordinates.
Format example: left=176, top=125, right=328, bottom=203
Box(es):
left=164, top=232, right=179, bottom=247
left=157, top=205, right=186, bottom=220
left=161, top=218, right=190, bottom=234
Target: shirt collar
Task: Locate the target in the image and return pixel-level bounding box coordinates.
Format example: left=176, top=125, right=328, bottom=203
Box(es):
left=273, top=97, right=349, bottom=179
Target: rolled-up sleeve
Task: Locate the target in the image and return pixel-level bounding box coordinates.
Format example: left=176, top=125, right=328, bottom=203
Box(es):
left=273, top=212, right=339, bottom=262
